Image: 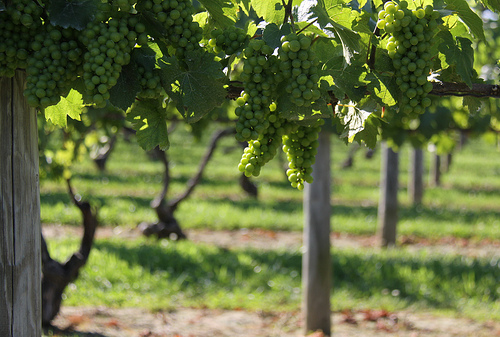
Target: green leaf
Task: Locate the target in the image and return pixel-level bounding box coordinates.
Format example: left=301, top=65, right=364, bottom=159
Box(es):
left=250, top=0, right=285, bottom=24
left=366, top=71, right=398, bottom=107
left=353, top=114, right=380, bottom=149
left=109, top=62, right=141, bottom=111
left=443, top=0, right=485, bottom=40
left=263, top=23, right=291, bottom=50
left=323, top=57, right=367, bottom=101
left=300, top=0, right=360, bottom=64
left=126, top=99, right=170, bottom=151
left=463, top=96, right=483, bottom=115
left=198, top=0, right=237, bottom=28
left=480, top=0, right=500, bottom=12
left=48, top=0, right=98, bottom=30
left=438, top=31, right=475, bottom=87
left=131, top=45, right=157, bottom=71
left=44, top=89, right=83, bottom=127
left=158, top=51, right=226, bottom=122
left=337, top=101, right=372, bottom=141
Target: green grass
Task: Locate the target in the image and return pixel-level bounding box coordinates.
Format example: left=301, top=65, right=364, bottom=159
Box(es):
left=45, top=236, right=500, bottom=321
left=41, top=128, right=500, bottom=240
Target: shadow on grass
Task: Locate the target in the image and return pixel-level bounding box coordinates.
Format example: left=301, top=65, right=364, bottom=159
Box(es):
left=93, top=240, right=500, bottom=311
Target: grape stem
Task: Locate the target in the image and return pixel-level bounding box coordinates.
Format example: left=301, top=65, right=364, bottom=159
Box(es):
left=297, top=18, right=319, bottom=35
left=282, top=0, right=296, bottom=33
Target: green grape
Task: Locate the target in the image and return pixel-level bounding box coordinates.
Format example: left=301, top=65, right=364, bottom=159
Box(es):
left=238, top=111, right=294, bottom=177
left=208, top=27, right=249, bottom=55
left=282, top=119, right=324, bottom=189
left=79, top=17, right=135, bottom=107
left=24, top=25, right=83, bottom=109
left=235, top=39, right=282, bottom=142
left=137, top=66, right=163, bottom=99
left=278, top=33, right=321, bottom=107
left=377, top=0, right=439, bottom=115
left=138, top=0, right=203, bottom=58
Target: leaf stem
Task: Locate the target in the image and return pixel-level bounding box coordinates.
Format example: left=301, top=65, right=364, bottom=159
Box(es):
left=297, top=18, right=318, bottom=35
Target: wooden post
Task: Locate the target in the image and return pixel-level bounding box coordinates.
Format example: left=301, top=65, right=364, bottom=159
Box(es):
left=430, top=152, right=441, bottom=187
left=302, top=130, right=331, bottom=336
left=377, top=142, right=399, bottom=247
left=408, top=147, right=424, bottom=205
left=0, top=72, right=41, bottom=336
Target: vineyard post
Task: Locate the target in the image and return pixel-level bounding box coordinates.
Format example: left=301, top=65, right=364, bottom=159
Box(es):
left=0, top=71, right=42, bottom=336
left=377, top=141, right=399, bottom=247
left=302, top=129, right=331, bottom=335
left=408, top=147, right=424, bottom=205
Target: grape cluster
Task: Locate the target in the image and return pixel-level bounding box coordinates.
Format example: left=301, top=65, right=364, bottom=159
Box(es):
left=238, top=110, right=293, bottom=177
left=79, top=17, right=136, bottom=107
left=208, top=27, right=249, bottom=55
left=377, top=1, right=439, bottom=115
left=137, top=66, right=163, bottom=99
left=278, top=34, right=321, bottom=107
left=282, top=119, right=324, bottom=190
left=0, top=0, right=43, bottom=77
left=24, top=26, right=83, bottom=108
left=235, top=39, right=282, bottom=142
left=140, top=0, right=203, bottom=57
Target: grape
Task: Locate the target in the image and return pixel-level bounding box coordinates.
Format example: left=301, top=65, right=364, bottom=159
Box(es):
left=282, top=119, right=324, bottom=190
left=137, top=66, right=163, bottom=99
left=24, top=25, right=83, bottom=109
left=0, top=0, right=43, bottom=77
left=208, top=27, right=249, bottom=55
left=238, top=111, right=294, bottom=177
left=138, top=0, right=203, bottom=58
left=79, top=17, right=135, bottom=107
left=377, top=1, right=439, bottom=116
left=278, top=34, right=321, bottom=108
left=235, top=39, right=282, bottom=142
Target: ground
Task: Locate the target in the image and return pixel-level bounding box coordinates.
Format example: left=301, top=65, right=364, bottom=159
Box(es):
left=43, top=225, right=500, bottom=337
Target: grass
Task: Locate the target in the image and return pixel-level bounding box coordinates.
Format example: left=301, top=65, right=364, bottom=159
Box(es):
left=41, top=127, right=500, bottom=239
left=39, top=128, right=500, bottom=321
left=45, top=236, right=500, bottom=321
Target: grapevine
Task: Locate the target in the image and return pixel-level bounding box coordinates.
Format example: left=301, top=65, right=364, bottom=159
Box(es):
left=377, top=0, right=439, bottom=116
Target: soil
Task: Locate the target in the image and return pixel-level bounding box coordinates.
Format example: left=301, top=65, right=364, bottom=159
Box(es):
left=42, top=224, right=500, bottom=337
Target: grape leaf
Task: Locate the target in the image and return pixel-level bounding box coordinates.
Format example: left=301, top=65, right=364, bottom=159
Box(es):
left=198, top=0, right=237, bottom=28
left=131, top=45, right=157, bottom=72
left=443, top=0, right=485, bottom=40
left=48, top=0, right=98, bottom=30
left=366, top=72, right=398, bottom=107
left=250, top=0, right=285, bottom=24
left=158, top=51, right=226, bottom=123
left=438, top=31, right=474, bottom=88
left=44, top=89, right=83, bottom=127
left=337, top=101, right=372, bottom=142
left=109, top=62, right=141, bottom=111
left=301, top=0, right=360, bottom=64
left=263, top=23, right=291, bottom=50
left=463, top=96, right=482, bottom=114
left=480, top=0, right=500, bottom=12
left=323, top=57, right=367, bottom=101
left=126, top=99, right=169, bottom=151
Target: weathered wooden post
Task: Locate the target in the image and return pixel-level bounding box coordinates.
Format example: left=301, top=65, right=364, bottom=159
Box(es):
left=0, top=72, right=41, bottom=336
left=302, top=129, right=331, bottom=335
left=377, top=141, right=399, bottom=247
left=408, top=147, right=424, bottom=205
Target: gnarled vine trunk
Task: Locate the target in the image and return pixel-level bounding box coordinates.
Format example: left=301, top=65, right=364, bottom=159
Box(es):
left=41, top=179, right=98, bottom=326
left=139, top=127, right=235, bottom=239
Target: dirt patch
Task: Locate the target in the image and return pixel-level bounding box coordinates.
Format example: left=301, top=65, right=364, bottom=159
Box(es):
left=48, top=306, right=500, bottom=337
left=42, top=224, right=500, bottom=258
